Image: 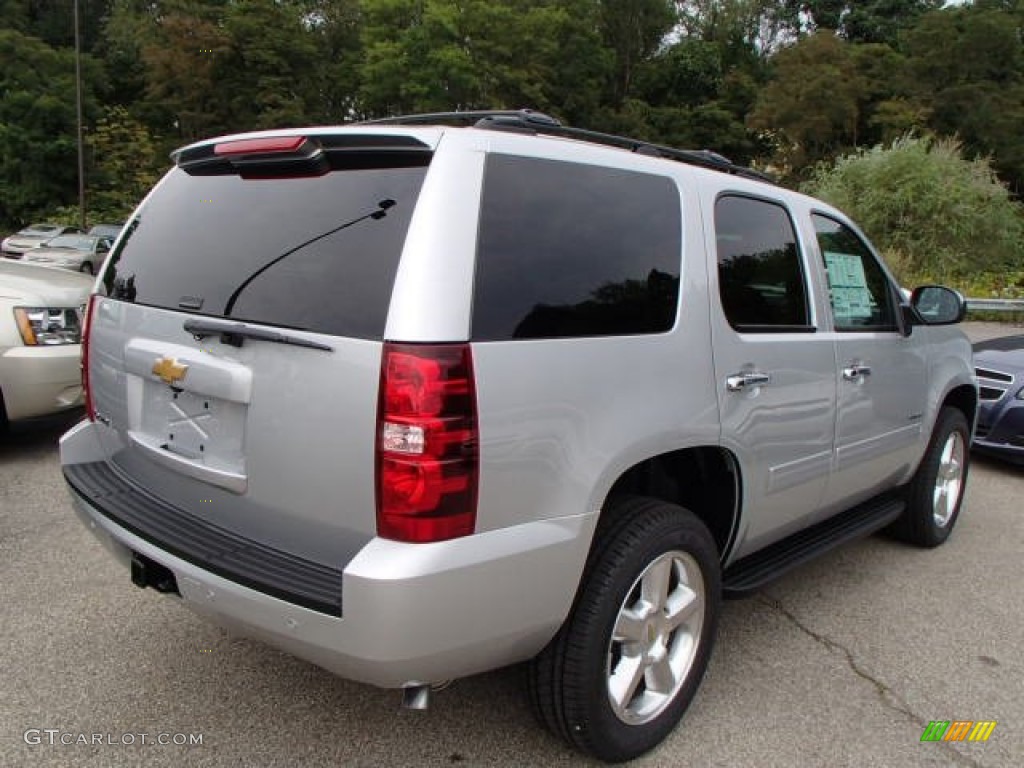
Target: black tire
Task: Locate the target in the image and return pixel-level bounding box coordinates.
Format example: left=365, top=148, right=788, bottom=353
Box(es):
left=890, top=407, right=970, bottom=548
left=528, top=496, right=721, bottom=763
left=79, top=262, right=94, bottom=275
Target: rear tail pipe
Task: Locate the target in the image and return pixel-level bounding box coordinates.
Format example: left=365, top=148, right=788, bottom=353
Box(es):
left=401, top=684, right=431, bottom=710
left=400, top=680, right=451, bottom=710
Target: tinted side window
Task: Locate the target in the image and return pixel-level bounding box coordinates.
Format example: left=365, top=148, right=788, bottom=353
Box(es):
left=714, top=196, right=811, bottom=332
left=472, top=155, right=681, bottom=341
left=812, top=214, right=898, bottom=331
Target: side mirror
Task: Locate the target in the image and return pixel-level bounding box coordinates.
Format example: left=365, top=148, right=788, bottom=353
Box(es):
left=910, top=285, right=966, bottom=325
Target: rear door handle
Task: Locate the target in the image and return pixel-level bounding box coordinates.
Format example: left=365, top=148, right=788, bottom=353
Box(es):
left=726, top=371, right=771, bottom=392
left=843, top=363, right=872, bottom=381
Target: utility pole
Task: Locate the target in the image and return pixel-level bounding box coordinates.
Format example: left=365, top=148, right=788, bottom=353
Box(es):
left=74, top=0, right=86, bottom=229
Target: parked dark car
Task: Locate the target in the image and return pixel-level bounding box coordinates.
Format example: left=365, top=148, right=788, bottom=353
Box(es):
left=973, top=335, right=1024, bottom=463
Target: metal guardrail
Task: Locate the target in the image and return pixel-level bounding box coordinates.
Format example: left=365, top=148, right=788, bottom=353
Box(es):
left=965, top=297, right=1024, bottom=313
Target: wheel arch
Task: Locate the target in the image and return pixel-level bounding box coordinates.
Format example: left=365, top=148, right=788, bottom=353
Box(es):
left=940, top=383, right=978, bottom=433
left=599, top=446, right=741, bottom=564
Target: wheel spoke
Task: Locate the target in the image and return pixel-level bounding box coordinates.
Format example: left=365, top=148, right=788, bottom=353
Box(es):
left=641, top=558, right=673, bottom=611
left=646, top=656, right=676, bottom=694
left=664, top=585, right=700, bottom=631
left=932, top=432, right=965, bottom=527
left=613, top=607, right=646, bottom=644
left=608, top=653, right=645, bottom=710
left=940, top=438, right=954, bottom=466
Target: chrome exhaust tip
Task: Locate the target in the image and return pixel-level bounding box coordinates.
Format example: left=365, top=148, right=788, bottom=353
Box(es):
left=400, top=684, right=431, bottom=710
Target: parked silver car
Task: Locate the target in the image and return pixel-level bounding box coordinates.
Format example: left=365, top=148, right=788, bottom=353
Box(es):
left=0, top=260, right=91, bottom=429
left=20, top=233, right=112, bottom=274
left=1, top=223, right=83, bottom=258
left=60, top=111, right=976, bottom=762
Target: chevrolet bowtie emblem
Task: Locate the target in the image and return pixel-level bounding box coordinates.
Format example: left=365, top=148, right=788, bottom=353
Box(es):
left=152, top=356, right=189, bottom=386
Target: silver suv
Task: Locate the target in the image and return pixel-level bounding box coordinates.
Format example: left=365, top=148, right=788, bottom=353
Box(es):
left=60, top=111, right=976, bottom=762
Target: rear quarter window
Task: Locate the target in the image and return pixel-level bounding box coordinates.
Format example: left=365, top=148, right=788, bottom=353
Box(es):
left=472, top=155, right=682, bottom=341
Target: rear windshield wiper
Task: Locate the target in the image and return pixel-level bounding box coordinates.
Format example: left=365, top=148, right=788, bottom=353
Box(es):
left=222, top=199, right=396, bottom=317
left=183, top=318, right=333, bottom=351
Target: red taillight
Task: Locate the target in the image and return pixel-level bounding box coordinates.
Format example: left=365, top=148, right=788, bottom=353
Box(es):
left=81, top=294, right=98, bottom=422
left=376, top=343, right=478, bottom=543
left=213, top=136, right=306, bottom=156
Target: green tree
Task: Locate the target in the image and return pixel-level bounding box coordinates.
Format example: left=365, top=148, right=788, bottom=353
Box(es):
left=844, top=1, right=943, bottom=44
left=303, top=0, right=364, bottom=121
left=140, top=8, right=231, bottom=140
left=748, top=32, right=865, bottom=173
left=641, top=39, right=724, bottom=109
left=101, top=0, right=159, bottom=112
left=802, top=135, right=1024, bottom=281
left=0, top=0, right=113, bottom=50
left=676, top=0, right=800, bottom=51
left=527, top=0, right=611, bottom=125
left=86, top=105, right=165, bottom=221
left=218, top=0, right=321, bottom=130
left=900, top=5, right=1024, bottom=193
left=796, top=1, right=942, bottom=44
left=634, top=35, right=765, bottom=162
left=358, top=0, right=610, bottom=121
left=359, top=0, right=499, bottom=115
left=599, top=0, right=675, bottom=105
left=0, top=29, right=102, bottom=228
left=850, top=42, right=910, bottom=147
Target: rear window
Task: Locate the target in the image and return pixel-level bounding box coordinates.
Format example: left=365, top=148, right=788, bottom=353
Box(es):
left=472, top=155, right=681, bottom=341
left=101, top=160, right=429, bottom=339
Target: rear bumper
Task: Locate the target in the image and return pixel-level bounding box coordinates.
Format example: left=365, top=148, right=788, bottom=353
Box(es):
left=0, top=343, right=83, bottom=421
left=60, top=420, right=596, bottom=688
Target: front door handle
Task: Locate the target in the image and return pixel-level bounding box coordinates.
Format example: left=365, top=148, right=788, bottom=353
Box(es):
left=726, top=371, right=771, bottom=392
left=843, top=363, right=873, bottom=381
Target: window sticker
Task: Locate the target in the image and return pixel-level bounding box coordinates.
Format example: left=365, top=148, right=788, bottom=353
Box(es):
left=823, top=250, right=873, bottom=323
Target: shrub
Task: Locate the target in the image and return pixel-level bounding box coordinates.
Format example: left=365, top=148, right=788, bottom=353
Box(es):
left=802, top=135, right=1024, bottom=283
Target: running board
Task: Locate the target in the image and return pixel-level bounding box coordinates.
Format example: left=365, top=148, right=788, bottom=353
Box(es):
left=723, top=496, right=905, bottom=598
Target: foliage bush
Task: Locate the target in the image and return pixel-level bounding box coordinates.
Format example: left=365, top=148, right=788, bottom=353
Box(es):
left=957, top=271, right=1024, bottom=301
left=802, top=135, right=1024, bottom=284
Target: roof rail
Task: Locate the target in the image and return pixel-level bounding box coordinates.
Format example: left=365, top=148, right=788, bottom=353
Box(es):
left=364, top=109, right=562, bottom=129
left=359, top=109, right=773, bottom=183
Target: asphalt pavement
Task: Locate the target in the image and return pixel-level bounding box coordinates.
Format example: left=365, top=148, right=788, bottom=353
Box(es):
left=1, top=322, right=1021, bottom=767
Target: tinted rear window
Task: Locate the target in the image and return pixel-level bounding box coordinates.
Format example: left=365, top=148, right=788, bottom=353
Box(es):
left=472, top=155, right=681, bottom=341
left=101, top=162, right=428, bottom=339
